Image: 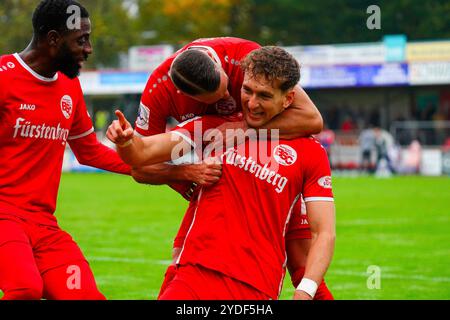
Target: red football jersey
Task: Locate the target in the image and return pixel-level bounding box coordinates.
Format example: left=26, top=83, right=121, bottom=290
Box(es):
left=286, top=196, right=312, bottom=240
left=173, top=115, right=334, bottom=299
left=0, top=54, right=95, bottom=226
left=134, top=37, right=261, bottom=136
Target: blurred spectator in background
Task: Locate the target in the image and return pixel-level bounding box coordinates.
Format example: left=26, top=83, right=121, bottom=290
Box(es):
left=315, top=124, right=335, bottom=166
left=359, top=126, right=375, bottom=173
left=374, top=127, right=396, bottom=175
left=398, top=139, right=422, bottom=174
left=340, top=114, right=357, bottom=132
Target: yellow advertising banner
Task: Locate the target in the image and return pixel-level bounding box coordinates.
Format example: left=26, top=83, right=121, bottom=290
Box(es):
left=407, top=41, right=450, bottom=62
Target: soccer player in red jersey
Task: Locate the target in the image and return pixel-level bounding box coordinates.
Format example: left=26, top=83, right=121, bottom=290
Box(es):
left=0, top=0, right=130, bottom=300
left=107, top=46, right=336, bottom=300
left=129, top=37, right=333, bottom=299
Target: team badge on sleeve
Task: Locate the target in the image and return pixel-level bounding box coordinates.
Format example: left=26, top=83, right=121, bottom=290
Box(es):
left=136, top=103, right=150, bottom=130
left=60, top=95, right=73, bottom=119
left=273, top=144, right=297, bottom=166
left=318, top=176, right=332, bottom=189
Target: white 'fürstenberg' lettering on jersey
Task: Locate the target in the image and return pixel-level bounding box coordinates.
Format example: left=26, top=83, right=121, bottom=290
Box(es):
left=13, top=117, right=70, bottom=143
left=221, top=148, right=288, bottom=193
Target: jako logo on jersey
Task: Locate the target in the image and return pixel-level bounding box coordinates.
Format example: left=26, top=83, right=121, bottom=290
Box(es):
left=60, top=95, right=73, bottom=119
left=318, top=176, right=332, bottom=189
left=181, top=113, right=195, bottom=121
left=13, top=117, right=69, bottom=143
left=215, top=96, right=237, bottom=115
left=136, top=103, right=150, bottom=130
left=19, top=104, right=36, bottom=111
left=273, top=145, right=297, bottom=166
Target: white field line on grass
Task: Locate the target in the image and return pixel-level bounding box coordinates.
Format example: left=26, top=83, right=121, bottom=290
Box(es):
left=338, top=218, right=413, bottom=226
left=331, top=269, right=450, bottom=283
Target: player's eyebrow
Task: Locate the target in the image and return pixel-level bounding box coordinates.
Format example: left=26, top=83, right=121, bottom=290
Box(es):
left=259, top=91, right=273, bottom=98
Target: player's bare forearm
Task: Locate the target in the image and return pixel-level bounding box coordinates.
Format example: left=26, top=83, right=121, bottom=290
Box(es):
left=132, top=160, right=222, bottom=187
left=261, top=86, right=323, bottom=139
left=297, top=201, right=335, bottom=298
left=131, top=163, right=196, bottom=185
left=303, top=231, right=335, bottom=285
left=107, top=110, right=188, bottom=167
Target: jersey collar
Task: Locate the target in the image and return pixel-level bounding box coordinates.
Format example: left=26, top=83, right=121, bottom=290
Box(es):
left=13, top=53, right=58, bottom=82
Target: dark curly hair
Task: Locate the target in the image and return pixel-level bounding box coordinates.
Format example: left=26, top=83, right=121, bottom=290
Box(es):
left=169, top=49, right=221, bottom=96
left=32, top=0, right=89, bottom=39
left=241, top=46, right=300, bottom=92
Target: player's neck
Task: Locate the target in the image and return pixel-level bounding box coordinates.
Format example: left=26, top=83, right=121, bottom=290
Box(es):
left=18, top=43, right=58, bottom=79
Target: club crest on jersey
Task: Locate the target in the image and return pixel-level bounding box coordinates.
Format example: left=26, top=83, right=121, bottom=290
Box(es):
left=318, top=176, right=332, bottom=189
left=273, top=144, right=297, bottom=166
left=60, top=95, right=73, bottom=119
left=136, top=103, right=150, bottom=130
left=215, top=96, right=237, bottom=115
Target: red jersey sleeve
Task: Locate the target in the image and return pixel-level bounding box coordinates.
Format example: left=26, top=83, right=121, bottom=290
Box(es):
left=285, top=198, right=312, bottom=240
left=301, top=138, right=334, bottom=203
left=68, top=132, right=130, bottom=175
left=135, top=64, right=172, bottom=136
left=68, top=78, right=94, bottom=139
left=135, top=93, right=167, bottom=136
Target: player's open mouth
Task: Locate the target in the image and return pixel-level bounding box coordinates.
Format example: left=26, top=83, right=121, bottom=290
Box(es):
left=247, top=109, right=264, bottom=120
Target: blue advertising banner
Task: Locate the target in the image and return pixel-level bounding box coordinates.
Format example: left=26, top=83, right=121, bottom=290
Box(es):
left=100, top=72, right=150, bottom=85
left=302, top=63, right=409, bottom=88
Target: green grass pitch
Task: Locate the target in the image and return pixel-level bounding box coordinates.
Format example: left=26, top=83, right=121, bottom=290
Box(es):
left=2, top=173, right=449, bottom=299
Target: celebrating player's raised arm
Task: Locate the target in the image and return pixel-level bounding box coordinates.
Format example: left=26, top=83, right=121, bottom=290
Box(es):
left=107, top=110, right=189, bottom=167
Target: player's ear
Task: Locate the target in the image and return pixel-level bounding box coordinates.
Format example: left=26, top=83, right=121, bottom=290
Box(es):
left=47, top=30, right=62, bottom=48
left=283, top=89, right=295, bottom=109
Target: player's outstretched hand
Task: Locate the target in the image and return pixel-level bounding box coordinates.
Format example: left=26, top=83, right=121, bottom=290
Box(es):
left=107, top=110, right=134, bottom=147
left=185, top=157, right=222, bottom=187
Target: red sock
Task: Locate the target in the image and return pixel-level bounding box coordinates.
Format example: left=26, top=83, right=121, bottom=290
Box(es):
left=290, top=267, right=334, bottom=300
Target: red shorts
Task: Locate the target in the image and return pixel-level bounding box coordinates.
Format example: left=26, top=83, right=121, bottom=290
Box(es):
left=159, top=264, right=271, bottom=300
left=0, top=214, right=104, bottom=300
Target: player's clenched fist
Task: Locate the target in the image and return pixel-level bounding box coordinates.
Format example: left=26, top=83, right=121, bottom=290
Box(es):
left=107, top=110, right=134, bottom=147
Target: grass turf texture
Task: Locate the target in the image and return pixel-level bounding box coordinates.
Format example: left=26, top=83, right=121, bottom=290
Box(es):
left=2, top=174, right=449, bottom=299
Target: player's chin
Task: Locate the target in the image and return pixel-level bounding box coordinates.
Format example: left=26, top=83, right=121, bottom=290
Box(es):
left=61, top=65, right=82, bottom=79
left=244, top=115, right=265, bottom=129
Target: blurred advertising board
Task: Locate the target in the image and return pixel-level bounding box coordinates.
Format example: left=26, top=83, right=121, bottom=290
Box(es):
left=284, top=43, right=385, bottom=66
left=409, top=62, right=450, bottom=85
left=383, top=34, right=407, bottom=62
left=420, top=149, right=443, bottom=176
left=128, top=45, right=174, bottom=71
left=300, top=63, right=409, bottom=88
left=79, top=71, right=150, bottom=95
left=407, top=41, right=450, bottom=62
